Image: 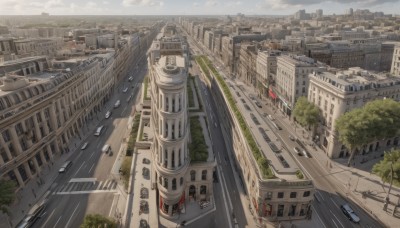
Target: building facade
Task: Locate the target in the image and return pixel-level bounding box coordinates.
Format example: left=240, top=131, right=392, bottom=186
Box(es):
left=0, top=53, right=116, bottom=189
left=149, top=28, right=214, bottom=218
left=273, top=55, right=320, bottom=116
left=308, top=67, right=400, bottom=158
left=391, top=43, right=400, bottom=76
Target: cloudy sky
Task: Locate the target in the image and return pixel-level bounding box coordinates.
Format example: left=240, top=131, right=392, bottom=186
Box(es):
left=0, top=0, right=398, bottom=15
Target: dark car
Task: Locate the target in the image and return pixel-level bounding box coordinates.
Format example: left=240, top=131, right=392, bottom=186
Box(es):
left=341, top=204, right=360, bottom=223
left=16, top=203, right=46, bottom=228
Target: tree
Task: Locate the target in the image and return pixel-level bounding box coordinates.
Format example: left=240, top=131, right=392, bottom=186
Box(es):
left=372, top=149, right=400, bottom=210
left=293, top=97, right=320, bottom=131
left=81, top=214, right=117, bottom=228
left=336, top=99, right=400, bottom=167
left=336, top=108, right=370, bottom=166
left=0, top=180, right=16, bottom=214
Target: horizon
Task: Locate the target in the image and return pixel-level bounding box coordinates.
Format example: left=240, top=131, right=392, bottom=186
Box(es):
left=0, top=0, right=399, bottom=16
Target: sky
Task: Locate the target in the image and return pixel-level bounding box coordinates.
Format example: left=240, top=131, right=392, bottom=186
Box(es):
left=0, top=0, right=399, bottom=15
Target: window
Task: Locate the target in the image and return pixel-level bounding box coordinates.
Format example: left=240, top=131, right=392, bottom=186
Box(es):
left=200, top=185, right=207, bottom=194
left=290, top=192, right=297, bottom=198
left=303, top=191, right=310, bottom=197
left=159, top=176, right=162, bottom=184
left=277, top=192, right=284, bottom=198
left=180, top=177, right=183, bottom=186
left=202, top=170, right=207, bottom=180
left=265, top=192, right=272, bottom=200
left=2, top=130, right=11, bottom=142
left=172, top=178, right=177, bottom=190
left=164, top=178, right=168, bottom=189
left=288, top=204, right=296, bottom=216
left=277, top=205, right=284, bottom=217
left=190, top=170, right=196, bottom=181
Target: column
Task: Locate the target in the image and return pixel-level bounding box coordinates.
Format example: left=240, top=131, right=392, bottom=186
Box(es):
left=174, top=94, right=179, bottom=112
left=9, top=125, right=23, bottom=155
left=47, top=144, right=55, bottom=160
left=49, top=104, right=58, bottom=130
left=0, top=136, right=12, bottom=160
left=39, top=150, right=47, bottom=164
left=162, top=145, right=165, bottom=165
left=168, top=94, right=172, bottom=112
left=180, top=144, right=184, bottom=165
left=167, top=149, right=172, bottom=169
left=33, top=114, right=42, bottom=140
left=23, top=162, right=33, bottom=178
left=174, top=119, right=179, bottom=140
left=57, top=100, right=64, bottom=125
left=174, top=147, right=179, bottom=168
left=13, top=168, right=25, bottom=188
left=32, top=156, right=41, bottom=173
left=167, top=120, right=172, bottom=139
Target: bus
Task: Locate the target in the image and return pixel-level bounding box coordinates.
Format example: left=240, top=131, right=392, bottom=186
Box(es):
left=94, top=125, right=105, bottom=136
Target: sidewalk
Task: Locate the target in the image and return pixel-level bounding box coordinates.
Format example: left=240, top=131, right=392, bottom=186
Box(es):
left=2, top=113, right=103, bottom=228
left=260, top=95, right=400, bottom=227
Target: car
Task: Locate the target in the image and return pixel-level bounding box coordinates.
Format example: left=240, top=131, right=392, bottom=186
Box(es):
left=16, top=203, right=46, bottom=228
left=340, top=204, right=360, bottom=223
left=114, top=100, right=121, bottom=108
left=289, top=135, right=296, bottom=141
left=127, top=95, right=133, bottom=102
left=255, top=101, right=262, bottom=108
left=128, top=76, right=133, bottom=81
left=58, top=161, right=72, bottom=173
left=294, top=147, right=302, bottom=156
left=214, top=122, right=218, bottom=128
left=267, top=115, right=274, bottom=121
left=123, top=87, right=128, bottom=93
left=302, top=150, right=312, bottom=158
left=81, top=142, right=88, bottom=150
left=105, top=111, right=112, bottom=119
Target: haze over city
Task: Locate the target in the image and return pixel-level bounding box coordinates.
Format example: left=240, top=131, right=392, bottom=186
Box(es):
left=0, top=1, right=400, bottom=228
left=0, top=0, right=399, bottom=15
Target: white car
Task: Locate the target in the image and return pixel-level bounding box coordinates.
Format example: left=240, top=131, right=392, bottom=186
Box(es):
left=81, top=142, right=88, bottom=150
left=123, top=87, right=128, bottom=93
left=105, top=111, right=111, bottom=119
left=267, top=115, right=275, bottom=121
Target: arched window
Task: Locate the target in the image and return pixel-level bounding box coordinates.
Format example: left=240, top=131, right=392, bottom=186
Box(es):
left=190, top=170, right=196, bottom=181
left=180, top=177, right=183, bottom=186
left=200, top=185, right=207, bottom=194
left=164, top=178, right=168, bottom=189
left=202, top=170, right=207, bottom=180
left=172, top=178, right=177, bottom=190
left=171, top=150, right=175, bottom=168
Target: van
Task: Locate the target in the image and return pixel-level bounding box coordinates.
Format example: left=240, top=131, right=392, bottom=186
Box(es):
left=94, top=125, right=104, bottom=136
left=58, top=161, right=72, bottom=173
left=102, top=144, right=111, bottom=154
left=114, top=100, right=121, bottom=108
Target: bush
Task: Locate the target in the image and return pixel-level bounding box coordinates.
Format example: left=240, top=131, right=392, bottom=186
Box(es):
left=296, top=170, right=304, bottom=179
left=197, top=56, right=275, bottom=179
left=81, top=214, right=117, bottom=228
left=126, top=113, right=141, bottom=156
left=121, top=157, right=132, bottom=190
left=187, top=76, right=195, bottom=108
left=189, top=117, right=208, bottom=162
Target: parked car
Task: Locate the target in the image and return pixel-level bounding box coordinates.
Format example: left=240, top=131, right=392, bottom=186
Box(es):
left=81, top=142, right=89, bottom=150
left=16, top=202, right=46, bottom=228
left=289, top=135, right=296, bottom=141
left=302, top=149, right=311, bottom=158
left=340, top=204, right=360, bottom=223
left=255, top=101, right=262, bottom=108
left=123, top=87, right=128, bottom=93
left=267, top=115, right=274, bottom=121
left=294, top=147, right=302, bottom=156
left=105, top=111, right=112, bottom=119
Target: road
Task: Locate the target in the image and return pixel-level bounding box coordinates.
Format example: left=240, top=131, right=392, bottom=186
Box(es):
left=32, top=56, right=148, bottom=228
left=180, top=25, right=384, bottom=228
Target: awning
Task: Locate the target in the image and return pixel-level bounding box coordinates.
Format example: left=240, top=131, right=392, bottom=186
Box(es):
left=268, top=88, right=277, bottom=99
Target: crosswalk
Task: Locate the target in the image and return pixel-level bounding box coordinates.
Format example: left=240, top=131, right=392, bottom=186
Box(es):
left=52, top=179, right=118, bottom=195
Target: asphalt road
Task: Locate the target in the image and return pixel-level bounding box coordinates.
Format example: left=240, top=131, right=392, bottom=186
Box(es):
left=181, top=25, right=384, bottom=228
left=32, top=56, right=148, bottom=228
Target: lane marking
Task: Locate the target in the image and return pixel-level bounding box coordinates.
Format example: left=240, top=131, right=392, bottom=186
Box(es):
left=330, top=197, right=340, bottom=209
left=54, top=189, right=118, bottom=195
left=311, top=206, right=327, bottom=228
left=317, top=190, right=325, bottom=201
left=74, top=161, right=86, bottom=177
left=88, top=163, right=95, bottom=173
left=330, top=209, right=345, bottom=228
left=89, top=151, right=95, bottom=160
left=41, top=208, right=56, bottom=228
left=216, top=165, right=233, bottom=228
left=65, top=202, right=80, bottom=228
left=54, top=216, right=62, bottom=228
left=331, top=218, right=339, bottom=228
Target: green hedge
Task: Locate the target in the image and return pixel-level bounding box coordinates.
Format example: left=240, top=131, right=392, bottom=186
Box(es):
left=126, top=113, right=141, bottom=156
left=121, top=157, right=132, bottom=190
left=197, top=56, right=274, bottom=179
left=296, top=170, right=304, bottom=179
left=189, top=116, right=208, bottom=162
left=144, top=76, right=150, bottom=100
left=187, top=76, right=195, bottom=108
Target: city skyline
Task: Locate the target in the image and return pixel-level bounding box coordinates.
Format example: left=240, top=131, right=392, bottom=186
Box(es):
left=0, top=0, right=399, bottom=16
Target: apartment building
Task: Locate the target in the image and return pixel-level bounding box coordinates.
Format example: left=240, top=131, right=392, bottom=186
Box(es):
left=0, top=53, right=116, bottom=189
left=391, top=43, right=400, bottom=76
left=149, top=30, right=214, bottom=217
left=308, top=67, right=400, bottom=158
left=14, top=38, right=63, bottom=58
left=273, top=55, right=320, bottom=116
left=256, top=50, right=280, bottom=98
left=237, top=43, right=257, bottom=87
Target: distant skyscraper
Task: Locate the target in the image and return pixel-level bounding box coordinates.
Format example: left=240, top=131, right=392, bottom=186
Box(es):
left=316, top=9, right=323, bottom=18
left=345, top=8, right=353, bottom=16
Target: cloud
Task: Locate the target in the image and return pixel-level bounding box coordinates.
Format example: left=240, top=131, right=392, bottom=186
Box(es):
left=103, top=1, right=109, bottom=4
left=205, top=0, right=218, bottom=7
left=122, top=0, right=164, bottom=7
left=86, top=1, right=97, bottom=8
left=193, top=2, right=199, bottom=7
left=265, top=0, right=400, bottom=7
